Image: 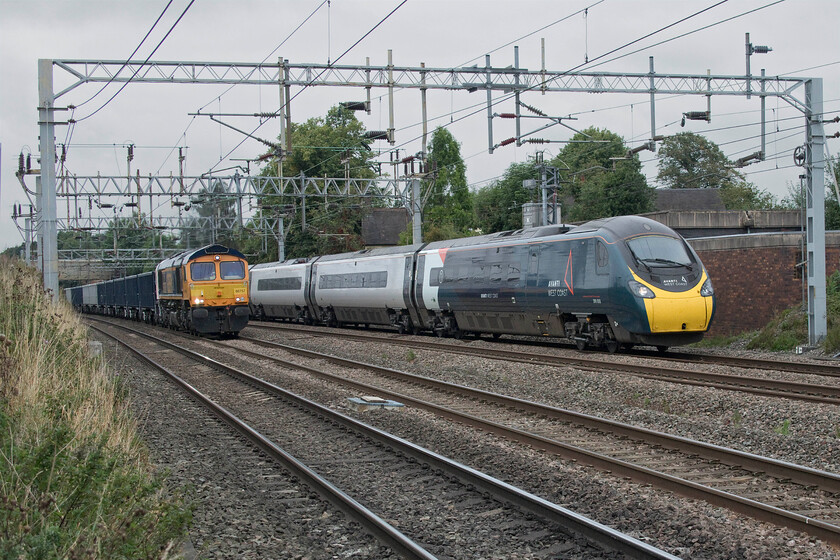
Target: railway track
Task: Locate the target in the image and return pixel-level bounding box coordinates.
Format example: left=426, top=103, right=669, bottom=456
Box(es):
left=247, top=322, right=840, bottom=404
left=230, top=327, right=840, bottom=545
left=88, top=318, right=676, bottom=560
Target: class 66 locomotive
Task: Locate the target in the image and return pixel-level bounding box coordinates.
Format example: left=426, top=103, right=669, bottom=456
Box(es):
left=248, top=216, right=715, bottom=352
left=66, top=244, right=251, bottom=337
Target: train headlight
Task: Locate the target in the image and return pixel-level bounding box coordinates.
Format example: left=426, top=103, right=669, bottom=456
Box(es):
left=194, top=297, right=204, bottom=305
left=700, top=277, right=714, bottom=297
left=628, top=280, right=656, bottom=299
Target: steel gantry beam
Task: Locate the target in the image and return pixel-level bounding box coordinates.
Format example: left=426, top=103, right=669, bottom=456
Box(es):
left=53, top=58, right=807, bottom=98
left=33, top=55, right=827, bottom=343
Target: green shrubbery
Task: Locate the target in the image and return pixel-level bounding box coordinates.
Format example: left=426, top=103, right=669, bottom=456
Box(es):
left=743, top=271, right=840, bottom=353
left=0, top=258, right=191, bottom=559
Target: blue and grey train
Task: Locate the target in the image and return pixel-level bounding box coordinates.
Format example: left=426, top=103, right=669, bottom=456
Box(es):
left=248, top=215, right=715, bottom=351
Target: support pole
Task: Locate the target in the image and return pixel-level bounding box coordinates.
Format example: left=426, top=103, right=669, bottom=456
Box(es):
left=648, top=57, right=657, bottom=144
left=278, top=57, right=287, bottom=151
left=514, top=46, right=522, bottom=147
left=420, top=62, right=428, bottom=156
left=486, top=54, right=494, bottom=154
left=411, top=178, right=422, bottom=244
left=760, top=69, right=766, bottom=160
left=805, top=78, right=827, bottom=345
left=387, top=50, right=395, bottom=144
left=38, top=59, right=59, bottom=299
left=278, top=216, right=285, bottom=262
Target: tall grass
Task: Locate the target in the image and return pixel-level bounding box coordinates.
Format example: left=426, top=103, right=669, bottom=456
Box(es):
left=0, top=257, right=190, bottom=559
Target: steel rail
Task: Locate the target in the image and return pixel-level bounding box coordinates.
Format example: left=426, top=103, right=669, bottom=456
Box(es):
left=234, top=332, right=840, bottom=545
left=87, top=323, right=439, bottom=560
left=246, top=323, right=840, bottom=404
left=88, top=318, right=679, bottom=560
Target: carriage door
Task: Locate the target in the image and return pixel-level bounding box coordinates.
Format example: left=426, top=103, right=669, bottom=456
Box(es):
left=526, top=244, right=541, bottom=310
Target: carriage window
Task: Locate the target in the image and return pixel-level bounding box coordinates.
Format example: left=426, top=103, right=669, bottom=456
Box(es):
left=258, top=277, right=302, bottom=291
left=220, top=260, right=246, bottom=280
left=319, top=271, right=388, bottom=289
left=507, top=264, right=521, bottom=282
left=489, top=264, right=503, bottom=282
left=191, top=262, right=216, bottom=281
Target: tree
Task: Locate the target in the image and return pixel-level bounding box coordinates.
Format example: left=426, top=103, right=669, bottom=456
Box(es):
left=656, top=132, right=743, bottom=189
left=473, top=162, right=539, bottom=233
left=249, top=105, right=378, bottom=260
left=423, top=127, right=473, bottom=241
left=718, top=181, right=778, bottom=210
left=550, top=127, right=654, bottom=221
left=188, top=179, right=239, bottom=247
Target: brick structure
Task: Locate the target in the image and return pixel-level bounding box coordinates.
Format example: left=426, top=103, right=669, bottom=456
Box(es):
left=688, top=232, right=840, bottom=336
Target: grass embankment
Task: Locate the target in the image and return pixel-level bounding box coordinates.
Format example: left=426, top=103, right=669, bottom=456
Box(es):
left=0, top=258, right=191, bottom=559
left=698, top=271, right=840, bottom=353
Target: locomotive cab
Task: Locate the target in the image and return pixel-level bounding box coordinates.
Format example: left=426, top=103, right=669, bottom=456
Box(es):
left=155, top=245, right=250, bottom=335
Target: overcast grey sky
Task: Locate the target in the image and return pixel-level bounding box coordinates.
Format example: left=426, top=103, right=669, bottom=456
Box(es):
left=1, top=0, right=838, bottom=253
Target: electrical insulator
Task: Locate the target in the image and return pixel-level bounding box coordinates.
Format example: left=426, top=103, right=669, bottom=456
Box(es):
left=499, top=138, right=516, bottom=147
left=526, top=138, right=547, bottom=144
left=26, top=153, right=31, bottom=171
left=751, top=45, right=772, bottom=54
left=499, top=113, right=516, bottom=119
left=18, top=153, right=24, bottom=174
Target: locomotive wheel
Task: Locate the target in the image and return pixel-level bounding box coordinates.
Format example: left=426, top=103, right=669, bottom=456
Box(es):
left=492, top=333, right=502, bottom=339
left=574, top=338, right=587, bottom=351
left=605, top=339, right=619, bottom=354
left=656, top=345, right=669, bottom=353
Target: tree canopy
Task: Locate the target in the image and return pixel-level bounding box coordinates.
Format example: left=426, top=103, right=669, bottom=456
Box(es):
left=656, top=132, right=743, bottom=189
left=550, top=127, right=654, bottom=221
left=242, top=105, right=379, bottom=262
left=473, top=162, right=539, bottom=233
left=422, top=127, right=473, bottom=241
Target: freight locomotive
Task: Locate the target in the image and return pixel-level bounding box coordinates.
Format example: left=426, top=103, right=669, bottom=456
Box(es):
left=66, top=244, right=250, bottom=336
left=249, top=215, right=715, bottom=352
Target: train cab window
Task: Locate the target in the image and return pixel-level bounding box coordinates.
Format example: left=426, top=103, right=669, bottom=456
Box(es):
left=627, top=235, right=693, bottom=268
left=220, top=260, right=246, bottom=280
left=191, top=262, right=216, bottom=281
left=429, top=267, right=443, bottom=287
left=596, top=241, right=609, bottom=275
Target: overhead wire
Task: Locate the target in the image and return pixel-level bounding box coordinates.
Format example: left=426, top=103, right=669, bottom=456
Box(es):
left=335, top=0, right=742, bottom=184
left=74, top=0, right=195, bottom=125
left=149, top=0, right=330, bottom=202
left=202, top=0, right=408, bottom=177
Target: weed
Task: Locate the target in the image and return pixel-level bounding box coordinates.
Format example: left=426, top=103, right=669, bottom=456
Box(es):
left=731, top=410, right=743, bottom=427
left=406, top=349, right=417, bottom=362
left=774, top=419, right=791, bottom=436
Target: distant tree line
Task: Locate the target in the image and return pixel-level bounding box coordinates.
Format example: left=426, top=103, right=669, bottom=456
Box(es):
left=7, top=107, right=840, bottom=267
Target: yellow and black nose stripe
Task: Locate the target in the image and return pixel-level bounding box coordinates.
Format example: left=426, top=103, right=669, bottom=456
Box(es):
left=631, top=271, right=714, bottom=333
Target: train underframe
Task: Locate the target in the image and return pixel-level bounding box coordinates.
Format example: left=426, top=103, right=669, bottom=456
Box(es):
left=157, top=300, right=249, bottom=336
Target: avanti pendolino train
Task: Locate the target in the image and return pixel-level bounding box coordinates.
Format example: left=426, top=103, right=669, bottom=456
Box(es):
left=249, top=215, right=715, bottom=352
left=66, top=244, right=250, bottom=336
